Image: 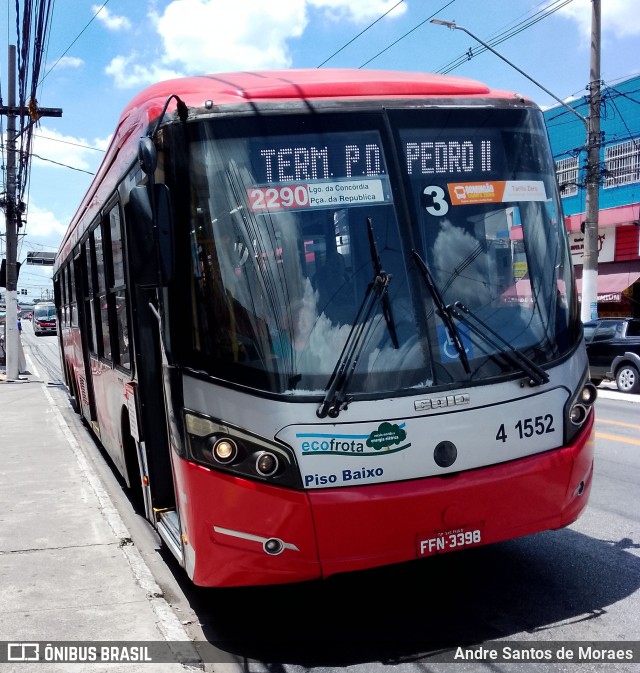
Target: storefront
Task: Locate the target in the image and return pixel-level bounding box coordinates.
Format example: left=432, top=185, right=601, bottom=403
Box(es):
left=566, top=205, right=640, bottom=318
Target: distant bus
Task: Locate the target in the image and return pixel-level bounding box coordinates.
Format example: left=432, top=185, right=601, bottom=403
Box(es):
left=33, top=301, right=57, bottom=336
left=53, top=69, right=596, bottom=587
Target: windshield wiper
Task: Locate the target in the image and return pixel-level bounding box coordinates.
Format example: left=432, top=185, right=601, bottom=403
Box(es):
left=448, top=301, right=549, bottom=386
left=316, top=218, right=397, bottom=419
left=367, top=218, right=399, bottom=350
left=411, top=250, right=471, bottom=374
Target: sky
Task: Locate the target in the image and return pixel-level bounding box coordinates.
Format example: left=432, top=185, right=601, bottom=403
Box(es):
left=1, top=0, right=640, bottom=301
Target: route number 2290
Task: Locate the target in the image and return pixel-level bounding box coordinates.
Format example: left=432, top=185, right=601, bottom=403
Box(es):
left=495, top=414, right=555, bottom=442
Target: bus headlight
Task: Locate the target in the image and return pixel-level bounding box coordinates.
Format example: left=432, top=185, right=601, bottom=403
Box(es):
left=569, top=404, right=588, bottom=426
left=580, top=382, right=598, bottom=405
left=564, top=375, right=597, bottom=441
left=209, top=438, right=238, bottom=464
left=184, top=411, right=302, bottom=489
left=255, top=451, right=279, bottom=477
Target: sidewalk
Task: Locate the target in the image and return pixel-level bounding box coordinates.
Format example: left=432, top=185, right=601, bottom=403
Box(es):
left=0, top=370, right=200, bottom=672
left=594, top=380, right=640, bottom=403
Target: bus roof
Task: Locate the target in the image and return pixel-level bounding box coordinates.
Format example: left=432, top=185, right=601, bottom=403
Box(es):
left=56, top=69, right=529, bottom=265
left=124, top=69, right=496, bottom=109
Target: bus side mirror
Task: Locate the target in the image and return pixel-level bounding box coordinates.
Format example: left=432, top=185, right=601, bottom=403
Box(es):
left=129, top=184, right=175, bottom=288
left=138, top=136, right=157, bottom=176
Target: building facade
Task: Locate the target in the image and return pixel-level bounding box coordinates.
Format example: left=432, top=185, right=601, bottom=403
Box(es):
left=545, top=74, right=640, bottom=318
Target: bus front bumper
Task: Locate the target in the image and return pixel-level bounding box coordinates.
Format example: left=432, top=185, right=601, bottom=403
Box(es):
left=174, top=414, right=594, bottom=587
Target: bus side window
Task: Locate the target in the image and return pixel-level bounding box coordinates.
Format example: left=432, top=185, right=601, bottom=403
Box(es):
left=68, top=259, right=77, bottom=328
left=82, top=239, right=96, bottom=353
left=54, top=277, right=62, bottom=324
left=109, top=206, right=130, bottom=369
left=60, top=269, right=66, bottom=327
left=94, top=222, right=112, bottom=360
left=87, top=227, right=103, bottom=355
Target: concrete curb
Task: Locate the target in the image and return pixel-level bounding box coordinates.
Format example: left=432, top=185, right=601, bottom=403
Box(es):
left=16, top=354, right=205, bottom=671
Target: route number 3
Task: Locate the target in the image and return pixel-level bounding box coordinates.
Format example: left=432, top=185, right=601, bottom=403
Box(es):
left=423, top=185, right=449, bottom=216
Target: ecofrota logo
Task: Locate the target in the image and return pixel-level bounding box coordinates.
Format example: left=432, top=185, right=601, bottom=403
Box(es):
left=366, top=422, right=410, bottom=452
left=298, top=422, right=410, bottom=457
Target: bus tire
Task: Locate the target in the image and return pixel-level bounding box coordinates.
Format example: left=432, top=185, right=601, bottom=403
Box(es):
left=66, top=364, right=80, bottom=414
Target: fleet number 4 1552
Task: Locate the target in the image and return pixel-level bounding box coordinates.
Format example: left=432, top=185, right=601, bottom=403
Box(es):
left=496, top=414, right=555, bottom=442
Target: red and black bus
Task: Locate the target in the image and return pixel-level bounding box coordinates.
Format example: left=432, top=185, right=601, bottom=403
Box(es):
left=53, top=69, right=596, bottom=587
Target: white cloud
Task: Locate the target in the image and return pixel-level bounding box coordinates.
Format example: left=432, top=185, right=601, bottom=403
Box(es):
left=308, top=0, right=407, bottom=23
left=153, top=0, right=308, bottom=73
left=559, top=0, right=640, bottom=38
left=103, top=0, right=407, bottom=87
left=30, top=126, right=108, bottom=174
left=23, top=203, right=68, bottom=238
left=52, top=55, right=84, bottom=70
left=91, top=4, right=132, bottom=31
left=105, top=54, right=184, bottom=89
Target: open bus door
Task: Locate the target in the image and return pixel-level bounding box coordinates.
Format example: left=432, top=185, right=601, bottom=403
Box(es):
left=124, top=188, right=176, bottom=516
left=125, top=161, right=182, bottom=550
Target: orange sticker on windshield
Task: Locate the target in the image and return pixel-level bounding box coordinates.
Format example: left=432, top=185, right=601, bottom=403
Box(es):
left=448, top=180, right=546, bottom=205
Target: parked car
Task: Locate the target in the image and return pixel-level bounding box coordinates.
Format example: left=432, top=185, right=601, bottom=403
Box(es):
left=583, top=317, right=640, bottom=393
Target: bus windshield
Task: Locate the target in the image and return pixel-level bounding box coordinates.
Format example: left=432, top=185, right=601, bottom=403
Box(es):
left=176, top=107, right=576, bottom=397
left=34, top=304, right=57, bottom=320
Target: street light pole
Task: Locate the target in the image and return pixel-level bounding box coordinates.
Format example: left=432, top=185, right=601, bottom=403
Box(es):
left=431, top=12, right=601, bottom=321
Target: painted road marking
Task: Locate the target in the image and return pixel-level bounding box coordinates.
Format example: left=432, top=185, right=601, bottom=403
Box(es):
left=595, top=432, right=640, bottom=446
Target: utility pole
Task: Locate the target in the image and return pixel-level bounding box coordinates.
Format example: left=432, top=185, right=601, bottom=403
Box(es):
left=581, top=0, right=601, bottom=322
left=3, top=45, right=20, bottom=381
left=1, top=45, right=62, bottom=380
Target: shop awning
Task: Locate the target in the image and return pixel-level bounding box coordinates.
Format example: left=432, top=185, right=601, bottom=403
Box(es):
left=575, top=261, right=640, bottom=302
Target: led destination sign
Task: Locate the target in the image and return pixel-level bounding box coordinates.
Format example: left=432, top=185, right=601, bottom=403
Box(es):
left=405, top=139, right=493, bottom=175
left=402, top=128, right=503, bottom=178
left=248, top=131, right=391, bottom=211
left=247, top=129, right=508, bottom=212
left=251, top=131, right=387, bottom=183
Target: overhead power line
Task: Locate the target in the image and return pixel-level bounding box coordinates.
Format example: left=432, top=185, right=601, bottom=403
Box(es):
left=436, top=0, right=574, bottom=75
left=601, top=89, right=640, bottom=151
left=33, top=132, right=106, bottom=152
left=317, top=0, right=406, bottom=68
left=29, top=152, right=96, bottom=174
left=38, top=0, right=112, bottom=86
left=359, top=0, right=455, bottom=69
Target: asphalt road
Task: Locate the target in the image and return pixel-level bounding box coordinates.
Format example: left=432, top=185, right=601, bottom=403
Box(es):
left=19, top=319, right=63, bottom=384
left=187, top=390, right=640, bottom=672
